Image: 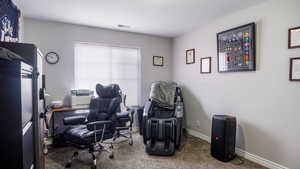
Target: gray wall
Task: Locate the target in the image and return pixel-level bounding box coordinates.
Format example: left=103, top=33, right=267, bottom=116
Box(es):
left=23, top=1, right=300, bottom=167
left=172, top=0, right=300, bottom=168
left=23, top=18, right=172, bottom=105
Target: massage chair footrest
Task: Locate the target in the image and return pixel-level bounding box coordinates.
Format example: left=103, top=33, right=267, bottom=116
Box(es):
left=145, top=118, right=177, bottom=156
left=146, top=141, right=175, bottom=156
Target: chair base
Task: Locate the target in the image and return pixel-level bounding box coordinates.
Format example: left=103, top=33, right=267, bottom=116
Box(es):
left=65, top=142, right=113, bottom=169
left=113, top=125, right=134, bottom=146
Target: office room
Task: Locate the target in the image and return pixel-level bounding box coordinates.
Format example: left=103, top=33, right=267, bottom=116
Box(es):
left=0, top=0, right=299, bottom=169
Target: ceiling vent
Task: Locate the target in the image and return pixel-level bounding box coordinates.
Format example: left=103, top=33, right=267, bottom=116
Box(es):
left=117, top=24, right=130, bottom=29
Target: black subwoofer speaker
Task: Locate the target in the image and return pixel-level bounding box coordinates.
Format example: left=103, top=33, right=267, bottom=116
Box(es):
left=211, top=115, right=236, bottom=162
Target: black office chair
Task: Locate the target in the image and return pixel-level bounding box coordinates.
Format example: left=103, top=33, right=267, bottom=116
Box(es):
left=143, top=81, right=184, bottom=156
left=63, top=84, right=122, bottom=169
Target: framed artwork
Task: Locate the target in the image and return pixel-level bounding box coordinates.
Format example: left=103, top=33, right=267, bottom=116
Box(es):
left=0, top=0, right=20, bottom=42
left=153, top=56, right=163, bottom=66
left=186, top=49, right=195, bottom=64
left=288, top=26, right=300, bottom=49
left=217, top=23, right=256, bottom=72
left=289, top=57, right=300, bottom=81
left=200, top=57, right=211, bottom=74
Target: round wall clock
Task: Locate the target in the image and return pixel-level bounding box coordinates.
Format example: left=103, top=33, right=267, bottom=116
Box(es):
left=45, top=52, right=59, bottom=64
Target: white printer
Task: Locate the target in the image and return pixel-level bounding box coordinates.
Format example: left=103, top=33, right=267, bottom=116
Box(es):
left=71, top=89, right=94, bottom=109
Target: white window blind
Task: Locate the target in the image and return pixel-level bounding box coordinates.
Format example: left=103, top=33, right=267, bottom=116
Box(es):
left=75, top=43, right=140, bottom=105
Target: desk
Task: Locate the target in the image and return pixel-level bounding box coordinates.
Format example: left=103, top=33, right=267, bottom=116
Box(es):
left=51, top=107, right=87, bottom=112
left=49, top=107, right=89, bottom=146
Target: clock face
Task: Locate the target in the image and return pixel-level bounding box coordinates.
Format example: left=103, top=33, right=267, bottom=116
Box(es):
left=45, top=52, right=59, bottom=64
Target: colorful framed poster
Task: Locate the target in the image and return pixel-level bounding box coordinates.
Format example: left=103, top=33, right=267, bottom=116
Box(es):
left=0, top=0, right=20, bottom=42
left=153, top=56, right=163, bottom=66
left=290, top=57, right=300, bottom=81
left=186, top=49, right=195, bottom=64
left=200, top=57, right=211, bottom=74
left=217, top=23, right=256, bottom=72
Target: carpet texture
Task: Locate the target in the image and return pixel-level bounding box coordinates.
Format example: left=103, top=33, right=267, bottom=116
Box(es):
left=46, top=134, right=267, bottom=169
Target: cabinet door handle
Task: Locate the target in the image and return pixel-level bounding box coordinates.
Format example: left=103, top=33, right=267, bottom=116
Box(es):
left=22, top=121, right=32, bottom=135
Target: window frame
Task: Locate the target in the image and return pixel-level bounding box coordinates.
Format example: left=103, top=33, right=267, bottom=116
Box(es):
left=74, top=41, right=142, bottom=105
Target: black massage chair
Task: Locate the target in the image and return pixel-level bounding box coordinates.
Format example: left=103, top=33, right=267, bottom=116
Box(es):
left=143, top=82, right=184, bottom=156
left=63, top=84, right=133, bottom=169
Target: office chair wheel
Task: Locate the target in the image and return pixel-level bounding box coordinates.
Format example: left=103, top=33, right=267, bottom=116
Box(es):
left=65, top=162, right=72, bottom=168
left=109, top=152, right=114, bottom=159
left=43, top=146, right=48, bottom=155
left=73, top=152, right=79, bottom=157
left=129, top=139, right=133, bottom=146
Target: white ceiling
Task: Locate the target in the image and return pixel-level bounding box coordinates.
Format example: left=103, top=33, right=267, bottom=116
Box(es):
left=20, top=0, right=267, bottom=37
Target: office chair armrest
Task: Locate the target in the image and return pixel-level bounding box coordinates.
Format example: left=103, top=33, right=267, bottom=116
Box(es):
left=116, top=111, right=130, bottom=118
left=63, top=115, right=87, bottom=125
left=87, top=120, right=112, bottom=126
left=87, top=120, right=112, bottom=130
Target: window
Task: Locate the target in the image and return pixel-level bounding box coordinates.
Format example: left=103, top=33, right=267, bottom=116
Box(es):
left=75, top=43, right=140, bottom=105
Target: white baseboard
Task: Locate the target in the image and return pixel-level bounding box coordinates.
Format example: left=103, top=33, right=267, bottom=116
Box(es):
left=234, top=148, right=289, bottom=169
left=186, top=128, right=211, bottom=142
left=186, top=128, right=289, bottom=169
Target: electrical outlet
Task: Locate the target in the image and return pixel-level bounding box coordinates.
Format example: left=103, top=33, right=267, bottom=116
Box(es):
left=196, top=120, right=201, bottom=128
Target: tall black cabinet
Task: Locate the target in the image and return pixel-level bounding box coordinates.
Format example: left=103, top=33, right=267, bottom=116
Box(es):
left=0, top=42, right=45, bottom=169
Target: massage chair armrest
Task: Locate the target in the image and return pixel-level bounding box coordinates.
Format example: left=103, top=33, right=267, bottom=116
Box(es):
left=142, top=101, right=152, bottom=144
left=143, top=100, right=151, bottom=117
left=175, top=101, right=184, bottom=118
left=63, top=115, right=87, bottom=125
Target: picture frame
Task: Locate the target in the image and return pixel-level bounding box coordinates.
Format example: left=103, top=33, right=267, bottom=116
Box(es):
left=0, top=0, right=20, bottom=42
left=289, top=57, right=300, bottom=81
left=288, top=26, right=300, bottom=49
left=217, top=23, right=256, bottom=72
left=200, top=57, right=211, bottom=74
left=153, top=56, right=164, bottom=66
left=186, top=49, right=195, bottom=64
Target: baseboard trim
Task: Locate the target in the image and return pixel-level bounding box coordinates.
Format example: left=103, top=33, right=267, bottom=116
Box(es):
left=234, top=148, right=289, bottom=169
left=186, top=128, right=289, bottom=169
left=186, top=128, right=211, bottom=142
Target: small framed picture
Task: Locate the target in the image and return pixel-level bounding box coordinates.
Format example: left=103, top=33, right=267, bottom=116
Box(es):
left=186, top=49, right=195, bottom=64
left=288, top=27, right=300, bottom=49
left=153, top=56, right=164, bottom=66
left=290, top=57, right=300, bottom=81
left=200, top=57, right=211, bottom=74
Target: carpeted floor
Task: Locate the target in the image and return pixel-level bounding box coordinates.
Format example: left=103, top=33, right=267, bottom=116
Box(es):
left=46, top=134, right=267, bottom=169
